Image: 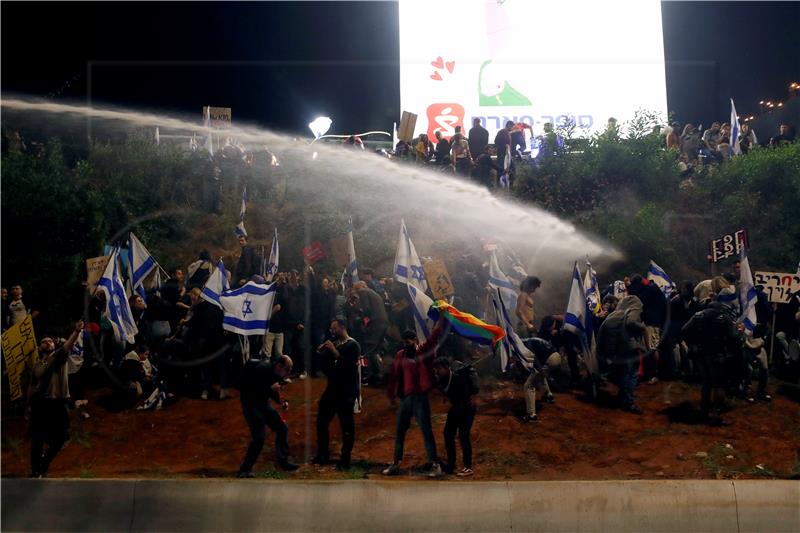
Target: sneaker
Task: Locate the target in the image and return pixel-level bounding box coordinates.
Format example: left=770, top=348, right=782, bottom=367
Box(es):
left=456, top=467, right=474, bottom=477
left=522, top=414, right=538, bottom=423
left=543, top=394, right=555, bottom=404
left=757, top=392, right=772, bottom=402
left=278, top=460, right=300, bottom=471
left=427, top=462, right=443, bottom=478
left=382, top=463, right=401, bottom=476
left=648, top=377, right=659, bottom=385
left=219, top=388, right=230, bottom=400
left=299, top=371, right=308, bottom=380
left=200, top=390, right=209, bottom=400
left=237, top=470, right=255, bottom=478
left=282, top=378, right=293, bottom=384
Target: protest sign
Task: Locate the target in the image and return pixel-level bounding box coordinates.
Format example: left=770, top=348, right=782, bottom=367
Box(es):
left=708, top=229, right=747, bottom=263
left=423, top=259, right=455, bottom=300
left=754, top=271, right=800, bottom=304
left=1, top=315, right=39, bottom=401
left=86, top=255, right=111, bottom=292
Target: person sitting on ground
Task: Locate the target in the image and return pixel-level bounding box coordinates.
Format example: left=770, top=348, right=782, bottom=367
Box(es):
left=120, top=344, right=156, bottom=406
left=432, top=357, right=479, bottom=476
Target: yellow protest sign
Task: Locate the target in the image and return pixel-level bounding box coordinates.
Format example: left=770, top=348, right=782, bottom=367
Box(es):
left=423, top=259, right=455, bottom=300
left=86, top=255, right=111, bottom=292
left=1, top=315, right=39, bottom=401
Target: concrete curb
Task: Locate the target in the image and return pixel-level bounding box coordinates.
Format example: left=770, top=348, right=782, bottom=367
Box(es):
left=2, top=479, right=798, bottom=532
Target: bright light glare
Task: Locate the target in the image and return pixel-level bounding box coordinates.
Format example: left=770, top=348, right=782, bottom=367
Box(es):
left=308, top=116, right=333, bottom=139
left=399, top=0, right=668, bottom=138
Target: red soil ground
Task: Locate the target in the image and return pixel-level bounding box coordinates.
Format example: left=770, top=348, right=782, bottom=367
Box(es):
left=3, top=373, right=799, bottom=481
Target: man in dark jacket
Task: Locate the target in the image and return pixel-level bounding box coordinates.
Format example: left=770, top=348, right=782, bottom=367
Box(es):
left=597, top=295, right=646, bottom=414
left=237, top=355, right=299, bottom=477
left=312, top=319, right=360, bottom=470
left=433, top=357, right=479, bottom=476
left=628, top=275, right=668, bottom=381
left=234, top=235, right=260, bottom=287
left=382, top=317, right=445, bottom=477
left=353, top=281, right=388, bottom=384
left=682, top=287, right=743, bottom=424
left=468, top=117, right=489, bottom=159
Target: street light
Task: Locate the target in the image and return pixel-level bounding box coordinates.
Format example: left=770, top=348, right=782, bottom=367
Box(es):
left=308, top=116, right=333, bottom=140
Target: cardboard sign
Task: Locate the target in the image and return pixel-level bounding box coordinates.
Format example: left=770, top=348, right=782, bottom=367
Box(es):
left=708, top=229, right=747, bottom=263
left=303, top=241, right=327, bottom=264
left=423, top=259, right=455, bottom=300
left=203, top=106, right=232, bottom=128
left=86, top=255, right=111, bottom=292
left=1, top=315, right=39, bottom=401
left=398, top=111, right=418, bottom=142
left=754, top=271, right=800, bottom=304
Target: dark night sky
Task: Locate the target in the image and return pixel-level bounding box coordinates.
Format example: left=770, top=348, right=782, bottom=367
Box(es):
left=2, top=1, right=798, bottom=134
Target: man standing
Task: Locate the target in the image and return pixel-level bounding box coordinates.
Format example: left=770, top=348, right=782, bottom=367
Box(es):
left=494, top=120, right=514, bottom=178
left=312, top=319, right=360, bottom=470
left=432, top=357, right=479, bottom=477
left=597, top=295, right=646, bottom=414
left=29, top=320, right=84, bottom=477
left=8, top=285, right=38, bottom=327
left=353, top=281, right=388, bottom=385
left=468, top=117, right=489, bottom=159
left=235, top=235, right=260, bottom=287
left=433, top=131, right=451, bottom=166
left=237, top=355, right=299, bottom=477
left=382, top=317, right=444, bottom=478
left=515, top=276, right=541, bottom=337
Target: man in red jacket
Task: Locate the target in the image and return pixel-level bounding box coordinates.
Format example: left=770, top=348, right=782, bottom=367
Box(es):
left=382, top=316, right=445, bottom=478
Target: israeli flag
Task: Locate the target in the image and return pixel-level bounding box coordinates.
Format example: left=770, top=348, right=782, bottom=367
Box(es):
left=235, top=186, right=248, bottom=237
left=739, top=248, right=758, bottom=335
left=97, top=247, right=139, bottom=344
left=499, top=144, right=511, bottom=188
left=127, top=232, right=158, bottom=300
left=203, top=107, right=214, bottom=156
left=563, top=262, right=588, bottom=338
left=407, top=283, right=434, bottom=343
left=647, top=260, right=676, bottom=297
left=67, top=330, right=86, bottom=375
left=393, top=219, right=428, bottom=293
left=491, top=288, right=536, bottom=372
left=201, top=259, right=230, bottom=309
left=489, top=250, right=518, bottom=318
left=346, top=217, right=359, bottom=287
left=584, top=259, right=602, bottom=315
left=220, top=281, right=278, bottom=336
left=730, top=98, right=742, bottom=156
left=265, top=228, right=279, bottom=282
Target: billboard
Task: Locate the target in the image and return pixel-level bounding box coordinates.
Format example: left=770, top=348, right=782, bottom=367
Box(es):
left=399, top=0, right=668, bottom=140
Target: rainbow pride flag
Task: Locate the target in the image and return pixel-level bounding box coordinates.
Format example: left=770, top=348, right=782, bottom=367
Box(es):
left=428, top=300, right=506, bottom=347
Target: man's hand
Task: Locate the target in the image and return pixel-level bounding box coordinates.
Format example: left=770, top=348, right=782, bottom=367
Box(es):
left=297, top=324, right=304, bottom=331
left=321, top=340, right=335, bottom=352
left=74, top=320, right=85, bottom=333
left=281, top=400, right=289, bottom=411
left=272, top=304, right=281, bottom=313
left=270, top=382, right=282, bottom=392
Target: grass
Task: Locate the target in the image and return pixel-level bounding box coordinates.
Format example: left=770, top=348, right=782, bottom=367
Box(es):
left=67, top=423, right=93, bottom=449
left=255, top=469, right=288, bottom=480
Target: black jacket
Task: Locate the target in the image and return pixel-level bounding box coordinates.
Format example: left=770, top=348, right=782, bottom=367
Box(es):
left=320, top=337, right=360, bottom=400
left=240, top=359, right=282, bottom=405
left=438, top=362, right=478, bottom=408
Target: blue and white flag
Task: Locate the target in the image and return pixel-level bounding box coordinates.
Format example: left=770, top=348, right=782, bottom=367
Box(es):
left=219, top=281, right=278, bottom=336
left=97, top=247, right=139, bottom=344
left=67, top=330, right=87, bottom=375
left=499, top=144, right=511, bottom=188
left=201, top=259, right=230, bottom=309
left=235, top=186, right=248, bottom=237
left=407, top=283, right=434, bottom=343
left=739, top=248, right=758, bottom=335
left=488, top=250, right=518, bottom=319
left=584, top=259, right=602, bottom=315
left=563, top=261, right=598, bottom=374
left=127, top=232, right=158, bottom=300
left=346, top=217, right=359, bottom=287
left=647, top=260, right=676, bottom=297
left=491, top=288, right=536, bottom=372
left=265, top=228, right=279, bottom=282
left=730, top=98, right=742, bottom=156
left=394, top=219, right=428, bottom=293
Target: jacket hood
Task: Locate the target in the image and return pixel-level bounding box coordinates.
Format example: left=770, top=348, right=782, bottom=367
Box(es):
left=616, top=295, right=643, bottom=313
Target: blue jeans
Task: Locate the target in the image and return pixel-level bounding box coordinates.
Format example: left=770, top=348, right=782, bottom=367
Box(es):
left=393, top=393, right=437, bottom=463
left=615, top=355, right=639, bottom=408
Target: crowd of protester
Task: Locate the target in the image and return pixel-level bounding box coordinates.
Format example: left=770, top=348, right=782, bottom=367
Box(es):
left=6, top=231, right=799, bottom=478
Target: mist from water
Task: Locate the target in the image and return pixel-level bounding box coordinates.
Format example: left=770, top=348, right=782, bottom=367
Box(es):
left=1, top=97, right=621, bottom=299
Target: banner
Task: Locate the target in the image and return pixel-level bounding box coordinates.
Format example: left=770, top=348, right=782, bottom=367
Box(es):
left=423, top=259, right=455, bottom=300
left=303, top=241, right=327, bottom=264
left=202, top=106, right=232, bottom=128
left=1, top=315, right=39, bottom=401
left=709, top=229, right=748, bottom=263
left=754, top=271, right=800, bottom=304
left=86, top=255, right=111, bottom=292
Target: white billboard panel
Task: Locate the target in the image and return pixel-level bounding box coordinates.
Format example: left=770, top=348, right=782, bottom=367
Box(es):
left=399, top=0, right=668, bottom=140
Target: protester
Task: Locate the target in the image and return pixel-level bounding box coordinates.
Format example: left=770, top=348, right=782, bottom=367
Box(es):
left=237, top=355, right=299, bottom=477
left=515, top=276, right=541, bottom=337
left=432, top=357, right=479, bottom=476
left=234, top=236, right=259, bottom=287
left=597, top=295, right=646, bottom=414
left=7, top=284, right=38, bottom=327
left=433, top=131, right=451, bottom=166
left=352, top=280, right=388, bottom=385
left=468, top=117, right=489, bottom=158
left=313, top=319, right=360, bottom=471
left=29, top=320, right=84, bottom=477
left=769, top=123, right=795, bottom=146
left=383, top=317, right=445, bottom=478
